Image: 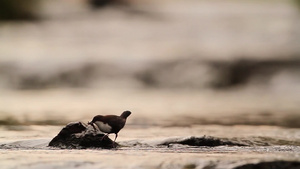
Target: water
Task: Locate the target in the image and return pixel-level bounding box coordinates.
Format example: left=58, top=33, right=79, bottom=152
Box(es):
left=0, top=82, right=299, bottom=169
left=0, top=125, right=299, bottom=169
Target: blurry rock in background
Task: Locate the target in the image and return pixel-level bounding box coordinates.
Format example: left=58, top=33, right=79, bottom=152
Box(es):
left=208, top=59, right=300, bottom=89
left=0, top=0, right=299, bottom=90
left=88, top=0, right=130, bottom=9
left=1, top=58, right=300, bottom=90
left=0, top=62, right=97, bottom=89
left=0, top=0, right=40, bottom=20
left=0, top=0, right=300, bottom=127
left=295, top=0, right=300, bottom=8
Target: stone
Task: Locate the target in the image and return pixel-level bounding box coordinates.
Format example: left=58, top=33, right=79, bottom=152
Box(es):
left=48, top=122, right=116, bottom=149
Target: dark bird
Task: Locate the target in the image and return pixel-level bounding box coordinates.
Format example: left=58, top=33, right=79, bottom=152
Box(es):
left=88, top=111, right=131, bottom=144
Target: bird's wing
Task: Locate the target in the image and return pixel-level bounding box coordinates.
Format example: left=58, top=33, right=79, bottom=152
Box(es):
left=104, top=116, right=125, bottom=133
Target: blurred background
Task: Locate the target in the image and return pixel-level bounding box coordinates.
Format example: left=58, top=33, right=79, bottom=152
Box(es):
left=0, top=0, right=299, bottom=128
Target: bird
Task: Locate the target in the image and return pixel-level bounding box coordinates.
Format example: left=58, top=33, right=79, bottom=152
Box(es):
left=88, top=111, right=131, bottom=144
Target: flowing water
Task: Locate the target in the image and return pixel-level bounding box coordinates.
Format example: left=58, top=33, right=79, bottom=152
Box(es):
left=0, top=124, right=300, bottom=169
left=0, top=88, right=299, bottom=169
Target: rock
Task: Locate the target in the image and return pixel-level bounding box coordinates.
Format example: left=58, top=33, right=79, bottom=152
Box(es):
left=88, top=0, right=129, bottom=9
left=48, top=122, right=116, bottom=149
left=160, top=136, right=247, bottom=147
left=233, top=161, right=300, bottom=169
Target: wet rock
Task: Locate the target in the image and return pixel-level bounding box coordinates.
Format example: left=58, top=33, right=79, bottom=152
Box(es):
left=48, top=122, right=116, bottom=149
left=160, top=136, right=247, bottom=147
left=234, top=161, right=300, bottom=169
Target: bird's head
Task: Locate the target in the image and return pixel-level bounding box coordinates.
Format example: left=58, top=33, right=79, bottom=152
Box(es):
left=89, top=115, right=104, bottom=124
left=120, top=110, right=131, bottom=119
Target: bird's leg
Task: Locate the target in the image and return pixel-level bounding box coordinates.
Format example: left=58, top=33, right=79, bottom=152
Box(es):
left=114, top=133, right=118, bottom=143
left=112, top=133, right=118, bottom=148
left=101, top=133, right=109, bottom=141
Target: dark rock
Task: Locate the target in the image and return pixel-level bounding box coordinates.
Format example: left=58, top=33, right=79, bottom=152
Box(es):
left=233, top=161, right=300, bottom=169
left=160, top=136, right=247, bottom=147
left=48, top=122, right=116, bottom=149
left=88, top=0, right=129, bottom=9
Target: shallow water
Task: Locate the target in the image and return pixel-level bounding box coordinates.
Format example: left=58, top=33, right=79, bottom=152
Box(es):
left=0, top=85, right=299, bottom=169
left=0, top=125, right=299, bottom=169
